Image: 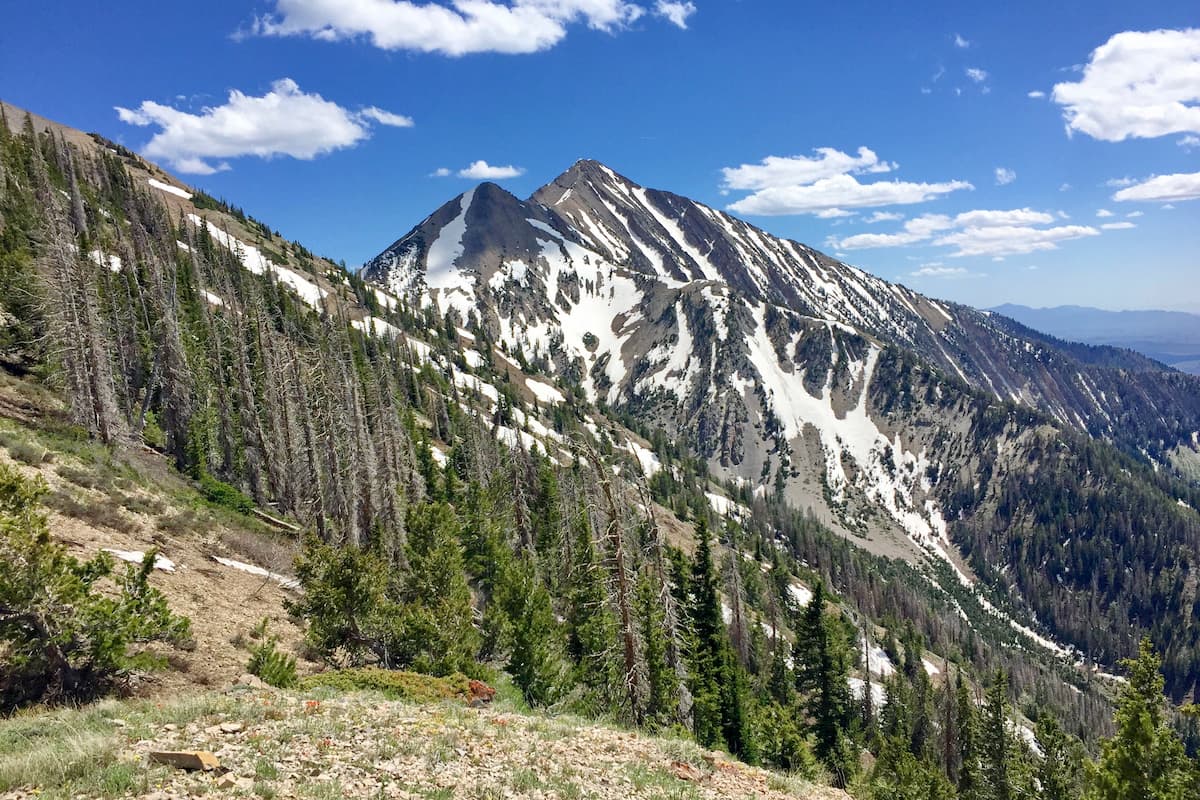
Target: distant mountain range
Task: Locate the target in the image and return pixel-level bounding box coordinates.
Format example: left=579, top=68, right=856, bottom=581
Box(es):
left=991, top=304, right=1200, bottom=375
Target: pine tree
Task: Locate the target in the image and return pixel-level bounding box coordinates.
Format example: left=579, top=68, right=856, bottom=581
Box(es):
left=636, top=569, right=674, bottom=726
left=1085, top=638, right=1197, bottom=800
left=1035, top=715, right=1079, bottom=800
left=794, top=580, right=855, bottom=785
left=981, top=670, right=1013, bottom=800
left=688, top=514, right=726, bottom=750
left=565, top=509, right=619, bottom=708
left=767, top=628, right=793, bottom=706
left=498, top=554, right=564, bottom=707
left=394, top=501, right=479, bottom=675
left=956, top=673, right=981, bottom=800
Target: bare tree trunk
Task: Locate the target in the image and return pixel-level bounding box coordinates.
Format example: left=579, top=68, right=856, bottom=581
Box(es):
left=576, top=436, right=642, bottom=724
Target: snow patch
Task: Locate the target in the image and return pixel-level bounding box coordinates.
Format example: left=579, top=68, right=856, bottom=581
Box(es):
left=787, top=582, right=813, bottom=607
left=525, top=377, right=565, bottom=405
left=148, top=178, right=192, bottom=200
left=212, top=556, right=299, bottom=590
left=88, top=250, right=122, bottom=273
left=104, top=549, right=176, bottom=573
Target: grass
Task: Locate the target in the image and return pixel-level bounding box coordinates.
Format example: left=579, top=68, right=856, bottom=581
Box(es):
left=0, top=675, right=817, bottom=800
left=0, top=695, right=235, bottom=798
left=300, top=668, right=471, bottom=703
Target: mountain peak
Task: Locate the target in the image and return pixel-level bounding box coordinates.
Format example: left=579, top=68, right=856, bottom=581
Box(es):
left=535, top=159, right=640, bottom=202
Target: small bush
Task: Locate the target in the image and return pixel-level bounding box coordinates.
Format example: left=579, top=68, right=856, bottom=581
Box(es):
left=300, top=668, right=470, bottom=702
left=156, top=509, right=203, bottom=536
left=140, top=413, right=166, bottom=451
left=0, top=462, right=191, bottom=711
left=198, top=474, right=253, bottom=514
left=56, top=464, right=108, bottom=491
left=43, top=489, right=128, bottom=531
left=246, top=621, right=298, bottom=689
left=5, top=438, right=48, bottom=466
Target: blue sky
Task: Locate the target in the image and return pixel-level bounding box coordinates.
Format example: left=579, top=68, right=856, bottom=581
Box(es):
left=1, top=1, right=1197, bottom=311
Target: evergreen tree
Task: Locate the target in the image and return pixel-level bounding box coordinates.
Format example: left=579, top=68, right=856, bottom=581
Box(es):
left=1085, top=638, right=1198, bottom=800
left=636, top=569, right=674, bottom=726
left=794, top=580, right=855, bottom=785
left=956, top=673, right=981, bottom=800
left=394, top=501, right=479, bottom=675
left=687, top=514, right=726, bottom=750
left=981, top=670, right=1014, bottom=800
left=498, top=554, right=565, bottom=707
left=1035, top=715, right=1079, bottom=800
left=565, top=509, right=619, bottom=708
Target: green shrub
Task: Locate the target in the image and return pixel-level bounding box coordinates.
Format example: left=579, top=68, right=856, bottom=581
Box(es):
left=140, top=412, right=166, bottom=451
left=0, top=462, right=191, bottom=710
left=198, top=474, right=253, bottom=514
left=301, top=668, right=469, bottom=702
left=5, top=437, right=48, bottom=466
left=246, top=620, right=298, bottom=689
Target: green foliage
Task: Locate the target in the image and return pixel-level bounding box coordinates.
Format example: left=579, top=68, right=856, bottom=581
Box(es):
left=198, top=474, right=253, bottom=514
left=0, top=462, right=190, bottom=710
left=394, top=501, right=480, bottom=676
left=1084, top=639, right=1199, bottom=800
left=1035, top=716, right=1081, bottom=800
left=300, top=668, right=470, bottom=702
left=494, top=554, right=566, bottom=707
left=246, top=620, right=298, bottom=689
left=793, top=581, right=856, bottom=786
left=287, top=536, right=394, bottom=667
left=289, top=501, right=480, bottom=677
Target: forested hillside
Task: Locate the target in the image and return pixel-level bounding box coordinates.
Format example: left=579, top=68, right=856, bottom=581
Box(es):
left=2, top=103, right=1199, bottom=797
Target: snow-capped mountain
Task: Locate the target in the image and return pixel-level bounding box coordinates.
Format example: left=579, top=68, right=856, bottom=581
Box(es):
left=363, top=160, right=1200, bottom=562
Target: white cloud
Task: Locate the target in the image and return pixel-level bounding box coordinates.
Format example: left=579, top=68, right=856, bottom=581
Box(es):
left=431, top=167, right=452, bottom=177
left=1052, top=28, right=1200, bottom=141
left=953, top=208, right=1054, bottom=227
left=1095, top=208, right=1114, bottom=217
left=722, top=147, right=969, bottom=216
left=252, top=0, right=675, bottom=56
left=1100, top=221, right=1136, bottom=230
left=1028, top=90, right=1046, bottom=99
left=966, top=67, right=989, bottom=83
left=728, top=174, right=972, bottom=216
left=865, top=211, right=904, bottom=223
left=833, top=208, right=1096, bottom=258
left=1059, top=183, right=1072, bottom=191
left=954, top=33, right=970, bottom=49
left=721, top=147, right=894, bottom=191
left=815, top=208, right=856, bottom=219
left=357, top=106, right=415, bottom=127
left=1106, top=176, right=1138, bottom=187
left=911, top=264, right=968, bottom=278
left=115, top=78, right=410, bottom=174
left=1127, top=210, right=1144, bottom=217
left=933, top=224, right=1099, bottom=257
left=1112, top=171, right=1200, bottom=203
left=994, top=167, right=1016, bottom=185
left=457, top=160, right=525, bottom=179
left=1180, top=134, right=1200, bottom=149
left=654, top=0, right=694, bottom=28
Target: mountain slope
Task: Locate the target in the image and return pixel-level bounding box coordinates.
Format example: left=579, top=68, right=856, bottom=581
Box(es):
left=363, top=160, right=1200, bottom=700
left=992, top=303, right=1200, bottom=375
left=1, top=99, right=1133, bottom=739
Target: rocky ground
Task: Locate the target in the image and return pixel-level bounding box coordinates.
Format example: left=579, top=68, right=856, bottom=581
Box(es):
left=0, top=685, right=847, bottom=800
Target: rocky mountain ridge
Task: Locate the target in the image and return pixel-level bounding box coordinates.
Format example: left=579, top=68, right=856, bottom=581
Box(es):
left=363, top=161, right=1200, bottom=700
